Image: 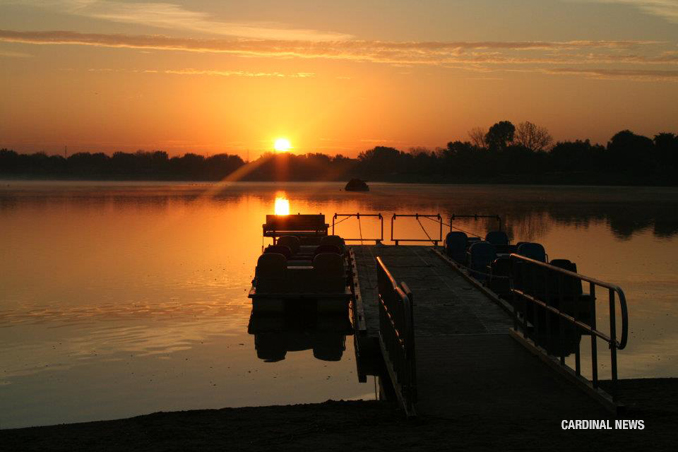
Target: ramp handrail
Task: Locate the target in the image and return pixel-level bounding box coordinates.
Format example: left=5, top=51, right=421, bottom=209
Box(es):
left=391, top=213, right=443, bottom=246
left=509, top=253, right=629, bottom=401
left=332, top=213, right=383, bottom=243
left=376, top=256, right=417, bottom=415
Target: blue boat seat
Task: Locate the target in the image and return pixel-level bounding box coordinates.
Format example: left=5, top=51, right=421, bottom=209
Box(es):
left=517, top=242, right=547, bottom=263
left=468, top=241, right=497, bottom=281
left=489, top=256, right=512, bottom=297
left=485, top=230, right=509, bottom=246
left=445, top=231, right=468, bottom=263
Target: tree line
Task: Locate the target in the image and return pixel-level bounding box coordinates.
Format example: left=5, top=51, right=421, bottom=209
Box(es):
left=1, top=121, right=677, bottom=185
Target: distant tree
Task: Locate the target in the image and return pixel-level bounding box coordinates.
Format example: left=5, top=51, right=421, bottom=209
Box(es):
left=654, top=133, right=678, bottom=168
left=485, top=121, right=515, bottom=151
left=515, top=121, right=553, bottom=152
left=607, top=130, right=654, bottom=172
left=550, top=139, right=605, bottom=172
left=408, top=147, right=432, bottom=156
left=468, top=127, right=488, bottom=149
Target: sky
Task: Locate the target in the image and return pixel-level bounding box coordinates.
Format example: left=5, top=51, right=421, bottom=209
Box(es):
left=1, top=0, right=677, bottom=158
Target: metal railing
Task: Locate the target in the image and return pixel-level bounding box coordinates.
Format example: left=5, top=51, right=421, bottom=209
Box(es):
left=391, top=213, right=443, bottom=246
left=377, top=256, right=417, bottom=415
left=332, top=213, right=383, bottom=243
left=509, top=254, right=629, bottom=401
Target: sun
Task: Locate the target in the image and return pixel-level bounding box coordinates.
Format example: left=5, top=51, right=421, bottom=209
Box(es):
left=274, top=138, right=292, bottom=153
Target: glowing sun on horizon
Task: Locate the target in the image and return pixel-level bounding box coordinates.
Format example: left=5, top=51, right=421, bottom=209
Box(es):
left=274, top=138, right=292, bottom=153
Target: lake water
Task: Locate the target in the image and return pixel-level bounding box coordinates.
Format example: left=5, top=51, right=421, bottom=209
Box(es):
left=1, top=181, right=677, bottom=429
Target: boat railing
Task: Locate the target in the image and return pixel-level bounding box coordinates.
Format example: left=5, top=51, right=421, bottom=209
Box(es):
left=391, top=213, right=443, bottom=246
left=377, top=256, right=417, bottom=416
left=332, top=213, right=383, bottom=243
left=509, top=253, right=629, bottom=403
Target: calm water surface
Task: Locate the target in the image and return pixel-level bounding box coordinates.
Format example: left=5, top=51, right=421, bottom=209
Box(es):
left=1, top=182, right=677, bottom=428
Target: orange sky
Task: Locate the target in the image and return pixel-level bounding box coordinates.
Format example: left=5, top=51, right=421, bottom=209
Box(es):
left=1, top=1, right=677, bottom=158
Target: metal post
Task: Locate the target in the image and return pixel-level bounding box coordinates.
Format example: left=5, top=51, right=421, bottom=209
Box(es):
left=558, top=273, right=566, bottom=366
left=544, top=266, right=552, bottom=354
left=609, top=289, right=618, bottom=401
left=590, top=283, right=598, bottom=388
left=531, top=264, right=539, bottom=340
left=379, top=214, right=384, bottom=244
left=438, top=215, right=442, bottom=249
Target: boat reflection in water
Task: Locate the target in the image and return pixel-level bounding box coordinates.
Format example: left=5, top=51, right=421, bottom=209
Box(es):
left=248, top=307, right=353, bottom=362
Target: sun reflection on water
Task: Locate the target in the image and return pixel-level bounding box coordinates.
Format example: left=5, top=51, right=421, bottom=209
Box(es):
left=274, top=196, right=290, bottom=215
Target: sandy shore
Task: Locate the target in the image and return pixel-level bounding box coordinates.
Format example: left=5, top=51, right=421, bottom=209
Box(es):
left=2, top=379, right=676, bottom=451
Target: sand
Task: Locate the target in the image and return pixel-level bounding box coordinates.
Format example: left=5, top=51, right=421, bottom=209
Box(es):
left=2, top=379, right=676, bottom=452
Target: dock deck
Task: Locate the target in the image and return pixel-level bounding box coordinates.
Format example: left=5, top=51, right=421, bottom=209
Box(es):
left=351, top=245, right=609, bottom=418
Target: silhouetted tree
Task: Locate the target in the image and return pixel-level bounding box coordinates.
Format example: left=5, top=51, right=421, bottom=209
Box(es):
left=607, top=130, right=655, bottom=172
left=468, top=127, right=488, bottom=149
left=357, top=146, right=404, bottom=176
left=515, top=121, right=553, bottom=152
left=2, top=126, right=678, bottom=184
left=485, top=121, right=515, bottom=152
left=654, top=133, right=678, bottom=169
left=550, top=140, right=605, bottom=173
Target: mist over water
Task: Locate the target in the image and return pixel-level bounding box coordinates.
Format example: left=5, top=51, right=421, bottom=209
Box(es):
left=1, top=181, right=677, bottom=428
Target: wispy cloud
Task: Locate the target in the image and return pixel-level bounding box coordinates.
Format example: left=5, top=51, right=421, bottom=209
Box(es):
left=545, top=67, right=678, bottom=81
left=0, top=30, right=665, bottom=64
left=0, top=49, right=32, bottom=58
left=163, top=69, right=315, bottom=78
left=2, top=29, right=676, bottom=82
left=16, top=0, right=351, bottom=41
left=578, top=1, right=678, bottom=23
left=85, top=67, right=315, bottom=78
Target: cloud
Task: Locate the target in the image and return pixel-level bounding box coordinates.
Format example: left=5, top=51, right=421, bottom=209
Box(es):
left=160, top=69, right=315, bottom=78
left=0, top=49, right=32, bottom=58
left=2, top=29, right=677, bottom=82
left=581, top=1, right=678, bottom=23
left=545, top=67, right=678, bottom=81
left=83, top=67, right=315, bottom=78
left=0, top=30, right=665, bottom=65
left=16, top=0, right=351, bottom=41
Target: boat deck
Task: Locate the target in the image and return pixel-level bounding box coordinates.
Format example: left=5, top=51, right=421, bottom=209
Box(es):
left=351, top=245, right=609, bottom=418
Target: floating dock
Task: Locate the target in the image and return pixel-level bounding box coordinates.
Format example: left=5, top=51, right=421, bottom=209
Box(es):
left=350, top=244, right=613, bottom=417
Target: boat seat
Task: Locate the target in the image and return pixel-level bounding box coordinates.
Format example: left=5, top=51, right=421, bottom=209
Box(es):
left=485, top=230, right=509, bottom=246
left=277, top=236, right=301, bottom=255
left=517, top=242, right=547, bottom=263
left=489, top=256, right=512, bottom=297
left=314, top=244, right=342, bottom=257
left=445, top=231, right=468, bottom=264
left=264, top=245, right=292, bottom=260
left=320, top=235, right=346, bottom=253
left=466, top=236, right=482, bottom=248
left=548, top=259, right=591, bottom=323
left=255, top=253, right=288, bottom=292
left=467, top=241, right=496, bottom=281
left=313, top=253, right=346, bottom=293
